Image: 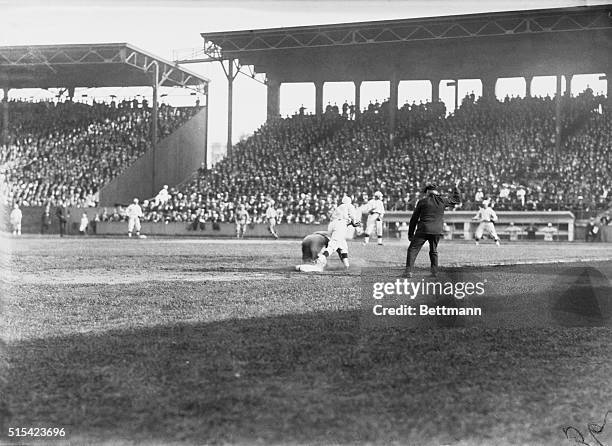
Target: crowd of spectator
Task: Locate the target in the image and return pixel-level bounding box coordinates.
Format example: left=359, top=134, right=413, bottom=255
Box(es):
left=0, top=99, right=200, bottom=207
left=387, top=90, right=610, bottom=213
left=2, top=90, right=610, bottom=227
left=135, top=90, right=609, bottom=224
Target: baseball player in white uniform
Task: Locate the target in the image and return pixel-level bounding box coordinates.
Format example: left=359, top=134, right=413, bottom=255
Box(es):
left=235, top=205, right=250, bottom=238
left=316, top=196, right=361, bottom=270
left=473, top=201, right=500, bottom=245
left=265, top=200, right=279, bottom=239
left=505, top=222, right=522, bottom=241
left=542, top=222, right=558, bottom=241
left=362, top=190, right=385, bottom=245
left=154, top=185, right=170, bottom=206
left=126, top=198, right=144, bottom=238
left=10, top=203, right=22, bottom=236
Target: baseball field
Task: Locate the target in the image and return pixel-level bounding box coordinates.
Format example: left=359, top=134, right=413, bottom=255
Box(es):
left=1, top=235, right=611, bottom=445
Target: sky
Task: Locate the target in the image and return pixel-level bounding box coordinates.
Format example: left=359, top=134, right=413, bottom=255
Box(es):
left=1, top=0, right=609, bottom=163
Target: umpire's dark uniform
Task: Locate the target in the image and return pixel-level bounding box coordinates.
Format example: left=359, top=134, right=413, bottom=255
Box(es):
left=406, top=183, right=461, bottom=275
left=56, top=205, right=68, bottom=237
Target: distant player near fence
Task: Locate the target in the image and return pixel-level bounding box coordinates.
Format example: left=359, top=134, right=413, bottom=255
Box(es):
left=10, top=203, right=22, bottom=236
left=505, top=222, right=522, bottom=241
left=265, top=200, right=279, bottom=239
left=235, top=205, right=250, bottom=239
left=542, top=222, right=558, bottom=241
left=126, top=198, right=144, bottom=238
left=473, top=201, right=501, bottom=246
left=362, top=190, right=385, bottom=246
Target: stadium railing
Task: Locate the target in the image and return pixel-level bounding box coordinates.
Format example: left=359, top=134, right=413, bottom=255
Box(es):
left=3, top=207, right=601, bottom=242
left=385, top=211, right=576, bottom=241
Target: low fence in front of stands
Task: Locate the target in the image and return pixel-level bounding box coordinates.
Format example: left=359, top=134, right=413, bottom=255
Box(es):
left=4, top=207, right=612, bottom=242
left=96, top=221, right=327, bottom=238
left=385, top=210, right=577, bottom=241
left=89, top=210, right=584, bottom=242
left=0, top=206, right=102, bottom=235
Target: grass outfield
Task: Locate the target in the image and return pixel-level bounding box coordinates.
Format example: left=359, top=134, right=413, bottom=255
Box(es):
left=1, top=236, right=612, bottom=445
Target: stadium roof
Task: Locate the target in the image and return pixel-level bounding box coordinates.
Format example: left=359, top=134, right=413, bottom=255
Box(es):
left=201, top=5, right=611, bottom=56
left=0, top=43, right=209, bottom=90
left=197, top=5, right=612, bottom=81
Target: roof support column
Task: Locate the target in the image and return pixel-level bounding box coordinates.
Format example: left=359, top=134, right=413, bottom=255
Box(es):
left=227, top=59, right=235, bottom=162
left=314, top=80, right=324, bottom=116
left=266, top=76, right=280, bottom=121
left=2, top=88, right=8, bottom=147
left=555, top=74, right=562, bottom=159
left=218, top=59, right=239, bottom=163
left=354, top=80, right=362, bottom=120
left=564, top=74, right=573, bottom=97
left=446, top=80, right=459, bottom=111
left=431, top=79, right=440, bottom=103
left=482, top=76, right=497, bottom=101
left=606, top=72, right=612, bottom=100
left=389, top=73, right=399, bottom=146
left=525, top=75, right=533, bottom=98
left=151, top=61, right=159, bottom=197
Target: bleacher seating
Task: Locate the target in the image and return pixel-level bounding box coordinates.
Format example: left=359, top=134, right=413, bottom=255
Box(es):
left=140, top=91, right=610, bottom=225
left=0, top=99, right=200, bottom=207
left=2, top=91, right=611, bottom=229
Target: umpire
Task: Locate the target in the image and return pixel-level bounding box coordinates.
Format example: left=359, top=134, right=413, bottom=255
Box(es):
left=406, top=180, right=462, bottom=277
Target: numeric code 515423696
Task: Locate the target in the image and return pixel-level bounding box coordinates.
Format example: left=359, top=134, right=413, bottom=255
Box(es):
left=8, top=427, right=66, bottom=437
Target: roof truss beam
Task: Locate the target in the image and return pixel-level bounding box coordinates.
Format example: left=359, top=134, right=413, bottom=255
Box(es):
left=200, top=8, right=612, bottom=56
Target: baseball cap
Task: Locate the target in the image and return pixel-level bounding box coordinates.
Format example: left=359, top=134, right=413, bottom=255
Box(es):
left=422, top=183, right=438, bottom=193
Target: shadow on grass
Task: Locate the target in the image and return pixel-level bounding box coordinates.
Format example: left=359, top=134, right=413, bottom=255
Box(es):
left=4, top=307, right=612, bottom=445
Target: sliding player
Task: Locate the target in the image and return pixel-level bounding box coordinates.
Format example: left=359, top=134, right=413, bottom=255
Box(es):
left=295, top=231, right=332, bottom=272
left=362, top=190, right=385, bottom=245
left=296, top=226, right=362, bottom=272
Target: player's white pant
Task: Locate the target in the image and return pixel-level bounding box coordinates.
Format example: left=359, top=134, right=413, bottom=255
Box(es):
left=12, top=223, right=21, bottom=235
left=475, top=222, right=499, bottom=241
left=236, top=223, right=247, bottom=237
left=324, top=219, right=349, bottom=255
left=128, top=217, right=141, bottom=234
left=267, top=218, right=278, bottom=238
left=364, top=214, right=383, bottom=245
left=365, top=214, right=383, bottom=236
left=318, top=219, right=350, bottom=269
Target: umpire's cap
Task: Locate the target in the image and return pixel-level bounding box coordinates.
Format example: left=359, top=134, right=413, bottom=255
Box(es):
left=422, top=182, right=438, bottom=193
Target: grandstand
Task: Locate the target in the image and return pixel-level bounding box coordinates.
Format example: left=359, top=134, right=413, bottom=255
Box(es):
left=0, top=7, right=610, bottom=239
left=3, top=91, right=610, bottom=224
left=1, top=100, right=200, bottom=207
left=3, top=4, right=612, bottom=446
left=0, top=43, right=209, bottom=208
left=163, top=92, right=608, bottom=225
